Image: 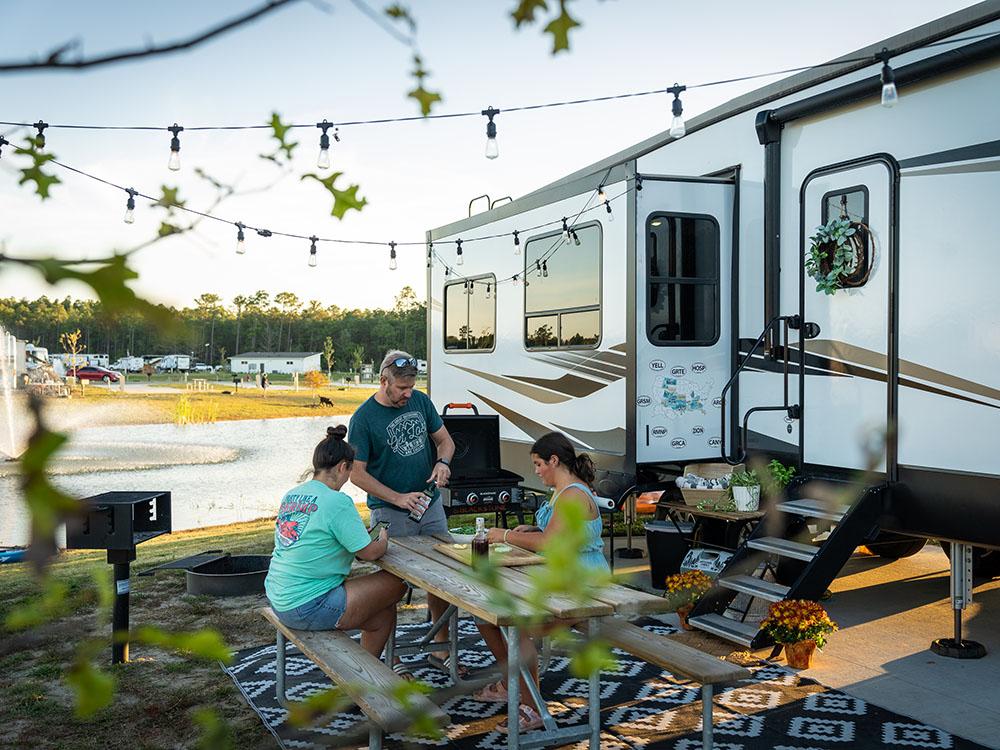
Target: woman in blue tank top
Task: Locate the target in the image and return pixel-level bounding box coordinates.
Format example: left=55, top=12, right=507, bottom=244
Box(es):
left=473, top=432, right=610, bottom=732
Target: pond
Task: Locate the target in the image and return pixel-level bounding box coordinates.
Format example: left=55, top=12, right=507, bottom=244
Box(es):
left=0, top=415, right=366, bottom=548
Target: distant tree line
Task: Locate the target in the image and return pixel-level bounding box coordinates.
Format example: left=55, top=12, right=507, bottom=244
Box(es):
left=0, top=286, right=426, bottom=370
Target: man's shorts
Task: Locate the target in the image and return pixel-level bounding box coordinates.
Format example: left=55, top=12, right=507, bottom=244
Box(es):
left=370, top=499, right=450, bottom=538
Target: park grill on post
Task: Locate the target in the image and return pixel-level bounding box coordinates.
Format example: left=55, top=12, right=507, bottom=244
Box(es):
left=65, top=491, right=171, bottom=664
left=439, top=403, right=524, bottom=524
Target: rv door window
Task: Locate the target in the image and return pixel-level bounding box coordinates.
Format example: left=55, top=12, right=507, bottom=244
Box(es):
left=444, top=275, right=496, bottom=352
left=646, top=213, right=720, bottom=346
left=523, top=221, right=602, bottom=350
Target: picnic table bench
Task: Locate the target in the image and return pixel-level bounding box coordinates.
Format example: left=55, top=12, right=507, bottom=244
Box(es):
left=259, top=607, right=449, bottom=750
left=374, top=533, right=749, bottom=750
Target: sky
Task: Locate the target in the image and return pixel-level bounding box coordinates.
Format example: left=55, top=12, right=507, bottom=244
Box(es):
left=0, top=0, right=980, bottom=312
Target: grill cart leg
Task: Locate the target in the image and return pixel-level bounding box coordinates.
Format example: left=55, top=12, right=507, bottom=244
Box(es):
left=931, top=543, right=986, bottom=659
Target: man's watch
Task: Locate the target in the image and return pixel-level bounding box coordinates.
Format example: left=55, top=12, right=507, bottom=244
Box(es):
left=435, top=458, right=451, bottom=467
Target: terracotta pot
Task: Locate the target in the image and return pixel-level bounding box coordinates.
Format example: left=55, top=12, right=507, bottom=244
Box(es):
left=783, top=639, right=817, bottom=669
left=676, top=604, right=695, bottom=631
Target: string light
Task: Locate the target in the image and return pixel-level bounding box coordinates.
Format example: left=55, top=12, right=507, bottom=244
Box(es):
left=427, top=242, right=433, bottom=268
left=389, top=241, right=397, bottom=270
left=235, top=222, right=246, bottom=254
left=597, top=184, right=607, bottom=203
left=33, top=120, right=48, bottom=149
left=561, top=218, right=570, bottom=242
left=316, top=119, right=337, bottom=169
left=466, top=280, right=473, bottom=296
left=0, top=135, right=8, bottom=157
left=513, top=274, right=520, bottom=287
left=167, top=123, right=183, bottom=171
left=308, top=235, right=318, bottom=267
left=257, top=228, right=273, bottom=237
left=513, top=230, right=521, bottom=255
left=456, top=238, right=464, bottom=265
left=667, top=84, right=686, bottom=138
left=570, top=228, right=581, bottom=246
left=123, top=188, right=137, bottom=224
left=535, top=259, right=542, bottom=277
left=542, top=260, right=548, bottom=277
left=604, top=200, right=614, bottom=222
left=486, top=282, right=492, bottom=299
left=635, top=174, right=644, bottom=191
left=482, top=106, right=500, bottom=160
left=444, top=266, right=450, bottom=277
left=878, top=48, right=898, bottom=107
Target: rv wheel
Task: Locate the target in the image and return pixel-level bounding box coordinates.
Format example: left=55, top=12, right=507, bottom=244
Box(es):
left=864, top=532, right=927, bottom=559
left=939, top=542, right=1000, bottom=580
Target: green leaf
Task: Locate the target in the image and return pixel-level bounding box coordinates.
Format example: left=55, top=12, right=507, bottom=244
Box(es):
left=385, top=4, right=416, bottom=33
left=569, top=638, right=616, bottom=679
left=543, top=0, right=581, bottom=53
left=132, top=625, right=233, bottom=663
left=194, top=708, right=235, bottom=750
left=511, top=0, right=548, bottom=26
left=65, top=658, right=115, bottom=718
left=154, top=185, right=185, bottom=210
left=157, top=222, right=181, bottom=237
left=408, top=84, right=443, bottom=116
left=267, top=112, right=298, bottom=161
left=14, top=142, right=61, bottom=199
left=4, top=576, right=72, bottom=630
left=301, top=172, right=368, bottom=219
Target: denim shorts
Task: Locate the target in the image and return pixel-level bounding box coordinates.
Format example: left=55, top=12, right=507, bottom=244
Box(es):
left=272, top=584, right=348, bottom=630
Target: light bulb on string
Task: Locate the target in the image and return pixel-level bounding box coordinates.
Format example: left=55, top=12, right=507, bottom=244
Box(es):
left=513, top=274, right=520, bottom=287
left=467, top=280, right=474, bottom=296
left=536, top=260, right=542, bottom=278
left=667, top=84, right=686, bottom=138
left=513, top=230, right=521, bottom=255
left=389, top=241, right=398, bottom=271
left=316, top=120, right=335, bottom=169
left=308, top=236, right=318, bottom=267
left=570, top=229, right=581, bottom=246
left=482, top=106, right=500, bottom=160
left=444, top=266, right=450, bottom=278
left=542, top=261, right=548, bottom=278
left=456, top=238, right=464, bottom=266
left=486, top=283, right=492, bottom=300
left=32, top=121, right=48, bottom=150
left=0, top=136, right=8, bottom=158
left=167, top=123, right=183, bottom=171
left=427, top=242, right=434, bottom=269
left=635, top=174, right=644, bottom=191
left=123, top=188, right=137, bottom=224
left=597, top=184, right=607, bottom=203
left=235, top=222, right=246, bottom=254
left=878, top=48, right=898, bottom=107
left=605, top=201, right=614, bottom=222
left=561, top=218, right=570, bottom=242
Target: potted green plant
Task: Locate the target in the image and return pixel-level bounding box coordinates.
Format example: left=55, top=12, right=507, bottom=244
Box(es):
left=760, top=599, right=838, bottom=668
left=805, top=217, right=869, bottom=295
left=764, top=459, right=795, bottom=496
left=730, top=469, right=760, bottom=512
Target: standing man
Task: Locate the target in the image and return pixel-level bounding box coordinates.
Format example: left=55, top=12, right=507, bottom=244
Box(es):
left=349, top=350, right=459, bottom=673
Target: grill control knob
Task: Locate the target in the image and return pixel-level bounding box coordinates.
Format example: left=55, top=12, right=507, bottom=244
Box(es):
left=498, top=491, right=511, bottom=505
left=466, top=492, right=479, bottom=505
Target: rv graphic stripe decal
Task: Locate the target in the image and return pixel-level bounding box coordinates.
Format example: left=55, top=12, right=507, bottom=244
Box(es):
left=505, top=372, right=610, bottom=398
left=447, top=364, right=573, bottom=404
left=901, top=160, right=1000, bottom=178
left=530, top=355, right=620, bottom=382
left=897, top=139, right=1000, bottom=169
left=552, top=423, right=627, bottom=454
left=534, top=350, right=627, bottom=377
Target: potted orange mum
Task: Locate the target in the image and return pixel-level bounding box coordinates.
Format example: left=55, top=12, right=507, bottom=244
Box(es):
left=760, top=599, right=838, bottom=668
left=662, top=570, right=712, bottom=630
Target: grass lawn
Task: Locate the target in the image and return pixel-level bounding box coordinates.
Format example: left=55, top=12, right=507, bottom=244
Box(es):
left=51, top=385, right=378, bottom=425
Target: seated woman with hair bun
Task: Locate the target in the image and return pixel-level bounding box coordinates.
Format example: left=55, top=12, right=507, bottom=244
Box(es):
left=264, top=425, right=407, bottom=660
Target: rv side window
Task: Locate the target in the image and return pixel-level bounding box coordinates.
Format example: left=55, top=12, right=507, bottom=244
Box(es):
left=444, top=275, right=496, bottom=352
left=523, top=222, right=602, bottom=350
left=646, top=213, right=719, bottom=346
left=820, top=186, right=873, bottom=290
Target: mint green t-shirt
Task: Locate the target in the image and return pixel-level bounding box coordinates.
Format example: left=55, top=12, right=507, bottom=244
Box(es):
left=264, top=480, right=371, bottom=612
left=348, top=390, right=444, bottom=510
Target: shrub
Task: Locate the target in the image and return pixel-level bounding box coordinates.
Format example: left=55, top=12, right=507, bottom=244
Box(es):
left=303, top=370, right=327, bottom=389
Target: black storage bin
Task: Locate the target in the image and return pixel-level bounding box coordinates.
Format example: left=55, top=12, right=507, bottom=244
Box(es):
left=645, top=521, right=694, bottom=589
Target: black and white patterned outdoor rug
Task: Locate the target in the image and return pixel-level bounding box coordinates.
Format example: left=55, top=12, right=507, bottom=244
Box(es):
left=224, top=617, right=987, bottom=749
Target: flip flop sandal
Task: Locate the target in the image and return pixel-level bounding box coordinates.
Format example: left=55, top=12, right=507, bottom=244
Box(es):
left=427, top=653, right=470, bottom=679
left=392, top=661, right=416, bottom=681
left=473, top=679, right=508, bottom=703
left=498, top=704, right=544, bottom=734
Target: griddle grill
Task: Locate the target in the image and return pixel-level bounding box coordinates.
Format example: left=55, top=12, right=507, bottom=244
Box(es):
left=440, top=403, right=523, bottom=519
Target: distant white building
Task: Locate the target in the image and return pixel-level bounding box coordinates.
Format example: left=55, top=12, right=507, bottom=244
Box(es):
left=229, top=352, right=322, bottom=375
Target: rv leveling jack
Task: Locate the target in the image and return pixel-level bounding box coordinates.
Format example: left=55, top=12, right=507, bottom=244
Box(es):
left=930, top=543, right=986, bottom=659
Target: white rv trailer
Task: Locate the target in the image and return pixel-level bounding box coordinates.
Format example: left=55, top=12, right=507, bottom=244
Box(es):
left=428, top=3, right=1000, bottom=583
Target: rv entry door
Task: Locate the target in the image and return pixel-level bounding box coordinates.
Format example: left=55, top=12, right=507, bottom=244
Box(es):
left=635, top=176, right=734, bottom=464
left=799, top=157, right=895, bottom=473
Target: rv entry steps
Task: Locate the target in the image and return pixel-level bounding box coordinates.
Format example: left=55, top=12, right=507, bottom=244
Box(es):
left=746, top=537, right=819, bottom=562
left=775, top=498, right=848, bottom=522
left=686, top=614, right=759, bottom=648
left=717, top=574, right=789, bottom=602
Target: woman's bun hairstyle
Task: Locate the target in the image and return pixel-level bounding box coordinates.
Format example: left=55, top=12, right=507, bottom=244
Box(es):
left=314, top=424, right=355, bottom=472
left=530, top=431, right=596, bottom=487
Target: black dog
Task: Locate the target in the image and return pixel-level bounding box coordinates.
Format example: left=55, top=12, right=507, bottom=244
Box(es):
left=319, top=396, right=334, bottom=407
left=220, top=390, right=233, bottom=395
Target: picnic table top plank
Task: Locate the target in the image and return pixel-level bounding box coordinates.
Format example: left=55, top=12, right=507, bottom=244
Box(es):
left=375, top=543, right=534, bottom=625
left=392, top=535, right=613, bottom=620
left=259, top=607, right=448, bottom=731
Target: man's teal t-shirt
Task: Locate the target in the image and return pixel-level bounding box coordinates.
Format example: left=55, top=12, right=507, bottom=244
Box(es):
left=264, top=479, right=371, bottom=612
left=348, top=390, right=444, bottom=510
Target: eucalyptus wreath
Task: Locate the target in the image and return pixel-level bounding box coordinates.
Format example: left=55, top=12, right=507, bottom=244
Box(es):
left=806, top=217, right=865, bottom=295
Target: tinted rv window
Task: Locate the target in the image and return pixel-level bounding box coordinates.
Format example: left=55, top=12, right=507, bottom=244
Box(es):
left=523, top=222, right=601, bottom=350
left=646, top=214, right=719, bottom=346
left=444, top=276, right=496, bottom=352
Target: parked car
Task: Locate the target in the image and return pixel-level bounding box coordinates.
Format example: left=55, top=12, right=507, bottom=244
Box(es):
left=191, top=363, right=213, bottom=372
left=71, top=366, right=121, bottom=383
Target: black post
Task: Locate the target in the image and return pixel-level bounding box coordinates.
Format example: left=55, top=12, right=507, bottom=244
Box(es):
left=109, top=549, right=136, bottom=665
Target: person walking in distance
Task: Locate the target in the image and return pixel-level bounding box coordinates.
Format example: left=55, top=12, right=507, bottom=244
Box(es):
left=348, top=350, right=464, bottom=675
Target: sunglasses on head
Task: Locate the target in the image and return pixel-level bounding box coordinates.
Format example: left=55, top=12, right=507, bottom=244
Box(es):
left=390, top=357, right=417, bottom=368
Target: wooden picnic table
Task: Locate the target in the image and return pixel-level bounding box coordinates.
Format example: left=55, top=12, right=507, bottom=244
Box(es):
left=372, top=534, right=687, bottom=750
